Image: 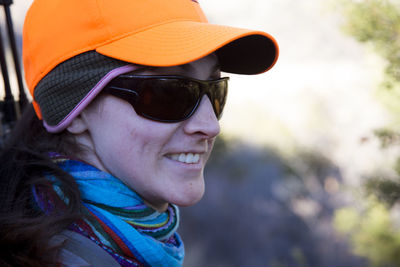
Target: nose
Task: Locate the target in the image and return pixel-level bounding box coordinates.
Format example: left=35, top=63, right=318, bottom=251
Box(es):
left=183, top=95, right=221, bottom=138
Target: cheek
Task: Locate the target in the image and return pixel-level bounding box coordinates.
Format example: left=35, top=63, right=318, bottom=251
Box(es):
left=97, top=125, right=141, bottom=164
left=205, top=138, right=216, bottom=159
left=95, top=127, right=172, bottom=199
left=95, top=123, right=173, bottom=176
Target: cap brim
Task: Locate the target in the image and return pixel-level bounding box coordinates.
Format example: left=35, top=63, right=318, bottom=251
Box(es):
left=96, top=21, right=278, bottom=75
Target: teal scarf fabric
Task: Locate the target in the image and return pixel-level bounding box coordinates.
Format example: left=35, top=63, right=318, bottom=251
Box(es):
left=34, top=157, right=184, bottom=267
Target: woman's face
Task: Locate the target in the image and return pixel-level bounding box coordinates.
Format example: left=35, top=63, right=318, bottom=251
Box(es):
left=72, top=54, right=221, bottom=211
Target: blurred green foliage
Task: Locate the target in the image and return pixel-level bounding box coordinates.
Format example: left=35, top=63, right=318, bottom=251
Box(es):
left=334, top=0, right=400, bottom=266
left=340, top=0, right=400, bottom=116
left=365, top=177, right=400, bottom=207
left=373, top=128, right=400, bottom=148
left=335, top=197, right=400, bottom=267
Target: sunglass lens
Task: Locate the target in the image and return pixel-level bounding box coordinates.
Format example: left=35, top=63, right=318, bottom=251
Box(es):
left=137, top=79, right=200, bottom=121
left=210, top=81, right=227, bottom=119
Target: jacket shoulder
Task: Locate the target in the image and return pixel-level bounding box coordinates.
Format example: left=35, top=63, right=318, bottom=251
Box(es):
left=51, top=230, right=120, bottom=267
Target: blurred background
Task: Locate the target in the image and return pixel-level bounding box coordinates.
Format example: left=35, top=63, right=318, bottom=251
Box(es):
left=3, top=0, right=400, bottom=266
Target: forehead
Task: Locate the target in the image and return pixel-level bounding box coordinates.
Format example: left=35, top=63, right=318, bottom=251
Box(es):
left=136, top=53, right=220, bottom=80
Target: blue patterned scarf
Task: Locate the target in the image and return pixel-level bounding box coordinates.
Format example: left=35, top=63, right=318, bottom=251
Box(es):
left=33, top=157, right=185, bottom=267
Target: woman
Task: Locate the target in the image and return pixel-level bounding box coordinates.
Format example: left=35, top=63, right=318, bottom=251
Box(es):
left=0, top=0, right=278, bottom=266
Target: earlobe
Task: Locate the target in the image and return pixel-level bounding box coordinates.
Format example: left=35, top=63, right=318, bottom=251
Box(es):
left=66, top=115, right=88, bottom=134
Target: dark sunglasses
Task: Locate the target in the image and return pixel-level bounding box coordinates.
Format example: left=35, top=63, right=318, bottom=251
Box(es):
left=102, top=75, right=229, bottom=123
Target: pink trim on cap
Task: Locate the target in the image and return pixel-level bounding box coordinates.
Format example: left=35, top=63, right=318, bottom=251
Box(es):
left=44, top=64, right=141, bottom=133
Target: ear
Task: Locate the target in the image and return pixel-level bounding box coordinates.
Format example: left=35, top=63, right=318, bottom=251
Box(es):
left=66, top=115, right=88, bottom=134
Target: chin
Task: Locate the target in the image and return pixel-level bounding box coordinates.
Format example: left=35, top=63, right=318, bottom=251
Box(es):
left=172, top=182, right=205, bottom=207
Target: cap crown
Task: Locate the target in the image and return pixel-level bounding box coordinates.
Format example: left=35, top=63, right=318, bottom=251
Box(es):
left=23, top=0, right=207, bottom=95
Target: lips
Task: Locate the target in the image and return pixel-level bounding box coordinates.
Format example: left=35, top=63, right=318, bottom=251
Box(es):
left=166, top=152, right=201, bottom=164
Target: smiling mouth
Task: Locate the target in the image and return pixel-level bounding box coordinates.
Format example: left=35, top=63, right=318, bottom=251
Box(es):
left=166, top=153, right=201, bottom=164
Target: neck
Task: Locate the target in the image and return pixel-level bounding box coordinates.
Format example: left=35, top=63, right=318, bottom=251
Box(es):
left=72, top=132, right=109, bottom=173
left=144, top=200, right=169, bottom=212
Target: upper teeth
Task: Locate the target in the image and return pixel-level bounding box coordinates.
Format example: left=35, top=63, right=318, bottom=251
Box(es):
left=169, top=153, right=200, bottom=164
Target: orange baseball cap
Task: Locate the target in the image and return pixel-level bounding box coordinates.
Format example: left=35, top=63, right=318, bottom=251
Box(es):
left=23, top=0, right=279, bottom=119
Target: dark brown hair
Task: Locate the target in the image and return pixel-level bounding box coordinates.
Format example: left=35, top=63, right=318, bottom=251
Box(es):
left=0, top=104, right=83, bottom=266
